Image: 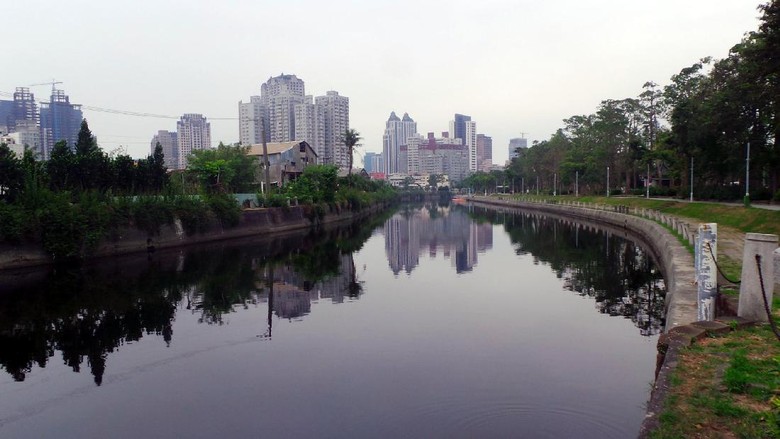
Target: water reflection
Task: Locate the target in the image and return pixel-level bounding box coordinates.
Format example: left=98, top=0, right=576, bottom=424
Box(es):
left=467, top=206, right=666, bottom=336
left=0, top=202, right=663, bottom=391
left=384, top=204, right=493, bottom=274
left=0, top=213, right=387, bottom=386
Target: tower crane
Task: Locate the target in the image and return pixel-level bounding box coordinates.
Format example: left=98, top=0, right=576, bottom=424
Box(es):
left=27, top=79, right=63, bottom=93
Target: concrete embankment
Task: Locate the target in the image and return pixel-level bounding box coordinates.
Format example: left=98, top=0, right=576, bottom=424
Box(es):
left=0, top=202, right=387, bottom=270
left=468, top=196, right=697, bottom=330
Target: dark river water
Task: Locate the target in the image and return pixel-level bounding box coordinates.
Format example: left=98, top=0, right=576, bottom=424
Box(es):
left=0, top=203, right=665, bottom=438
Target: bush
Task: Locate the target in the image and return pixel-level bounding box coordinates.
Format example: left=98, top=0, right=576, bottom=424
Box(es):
left=132, top=196, right=174, bottom=235
left=174, top=197, right=210, bottom=235
left=205, top=192, right=241, bottom=227
left=0, top=202, right=26, bottom=243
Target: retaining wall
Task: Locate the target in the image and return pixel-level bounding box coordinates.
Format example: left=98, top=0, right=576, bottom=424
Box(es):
left=469, top=196, right=697, bottom=330
left=0, top=203, right=385, bottom=271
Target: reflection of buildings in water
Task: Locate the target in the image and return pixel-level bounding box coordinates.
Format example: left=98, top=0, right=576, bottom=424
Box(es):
left=384, top=206, right=493, bottom=275
left=272, top=282, right=311, bottom=320
left=252, top=253, right=360, bottom=320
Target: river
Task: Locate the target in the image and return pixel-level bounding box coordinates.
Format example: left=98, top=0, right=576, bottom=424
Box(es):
left=0, top=202, right=664, bottom=438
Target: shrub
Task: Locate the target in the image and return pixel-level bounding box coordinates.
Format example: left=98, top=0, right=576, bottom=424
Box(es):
left=205, top=192, right=241, bottom=227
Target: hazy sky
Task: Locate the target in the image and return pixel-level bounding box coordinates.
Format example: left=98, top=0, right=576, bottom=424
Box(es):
left=2, top=0, right=762, bottom=164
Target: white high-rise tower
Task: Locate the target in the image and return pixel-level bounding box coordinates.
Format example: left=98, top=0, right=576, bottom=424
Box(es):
left=382, top=112, right=417, bottom=175
left=315, top=91, right=350, bottom=168
left=176, top=113, right=211, bottom=169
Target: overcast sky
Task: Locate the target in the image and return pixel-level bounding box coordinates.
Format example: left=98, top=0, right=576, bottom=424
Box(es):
left=2, top=0, right=762, bottom=164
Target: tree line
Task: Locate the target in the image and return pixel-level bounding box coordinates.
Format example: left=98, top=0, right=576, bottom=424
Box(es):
left=465, top=1, right=780, bottom=201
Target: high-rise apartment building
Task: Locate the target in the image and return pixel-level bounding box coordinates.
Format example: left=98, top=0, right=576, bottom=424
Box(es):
left=240, top=75, right=351, bottom=170
left=176, top=114, right=211, bottom=169
left=294, top=95, right=324, bottom=160
left=238, top=96, right=264, bottom=146
left=508, top=137, right=528, bottom=160
left=40, top=89, right=83, bottom=159
left=449, top=114, right=477, bottom=172
left=262, top=74, right=306, bottom=143
left=151, top=130, right=178, bottom=170
left=476, top=134, right=492, bottom=172
left=315, top=91, right=349, bottom=168
left=382, top=112, right=417, bottom=175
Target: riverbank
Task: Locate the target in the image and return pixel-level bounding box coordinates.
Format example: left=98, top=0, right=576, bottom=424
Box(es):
left=468, top=195, right=698, bottom=330
left=0, top=201, right=390, bottom=271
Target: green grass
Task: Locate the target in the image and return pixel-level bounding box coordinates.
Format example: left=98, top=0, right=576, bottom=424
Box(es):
left=651, top=325, right=780, bottom=438
left=551, top=195, right=780, bottom=236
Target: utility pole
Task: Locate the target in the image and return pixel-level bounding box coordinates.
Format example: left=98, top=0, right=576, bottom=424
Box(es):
left=261, top=116, right=271, bottom=196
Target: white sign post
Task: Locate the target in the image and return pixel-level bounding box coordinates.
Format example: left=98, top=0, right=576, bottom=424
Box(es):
left=697, top=223, right=718, bottom=321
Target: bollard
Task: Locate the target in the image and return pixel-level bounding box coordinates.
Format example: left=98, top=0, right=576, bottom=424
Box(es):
left=696, top=224, right=718, bottom=321
left=738, top=233, right=779, bottom=322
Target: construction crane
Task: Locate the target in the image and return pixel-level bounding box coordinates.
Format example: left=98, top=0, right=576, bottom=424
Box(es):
left=27, top=79, right=63, bottom=93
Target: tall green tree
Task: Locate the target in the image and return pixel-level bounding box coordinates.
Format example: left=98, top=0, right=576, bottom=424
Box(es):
left=0, top=144, right=23, bottom=201
left=343, top=129, right=361, bottom=177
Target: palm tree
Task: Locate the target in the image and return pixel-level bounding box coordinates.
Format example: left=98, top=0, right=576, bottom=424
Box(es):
left=343, top=129, right=362, bottom=177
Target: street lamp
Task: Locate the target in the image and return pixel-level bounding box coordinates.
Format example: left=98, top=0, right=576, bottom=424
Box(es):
left=606, top=166, right=610, bottom=197
left=744, top=140, right=750, bottom=207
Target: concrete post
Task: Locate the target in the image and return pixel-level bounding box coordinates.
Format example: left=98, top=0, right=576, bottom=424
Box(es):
left=774, top=247, right=780, bottom=288
left=697, top=224, right=717, bottom=321
left=738, top=233, right=779, bottom=322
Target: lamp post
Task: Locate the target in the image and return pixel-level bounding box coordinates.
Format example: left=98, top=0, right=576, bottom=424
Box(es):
left=744, top=140, right=750, bottom=207
left=606, top=166, right=610, bottom=197
left=646, top=162, right=650, bottom=199
left=575, top=171, right=579, bottom=197
left=553, top=172, right=557, bottom=196
left=690, top=157, right=694, bottom=202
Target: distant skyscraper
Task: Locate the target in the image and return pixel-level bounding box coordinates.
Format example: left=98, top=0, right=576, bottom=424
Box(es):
left=176, top=114, right=211, bottom=169
left=151, top=130, right=178, bottom=170
left=294, top=95, right=325, bottom=160
left=509, top=137, right=528, bottom=160
left=10, top=87, right=38, bottom=131
left=449, top=114, right=477, bottom=172
left=238, top=96, right=264, bottom=146
left=261, top=74, right=306, bottom=143
left=40, top=89, right=83, bottom=159
left=0, top=100, right=14, bottom=131
left=476, top=134, right=493, bottom=172
left=240, top=75, right=350, bottom=170
left=450, top=114, right=471, bottom=142
left=382, top=112, right=417, bottom=175
left=315, top=91, right=349, bottom=168
left=364, top=151, right=377, bottom=173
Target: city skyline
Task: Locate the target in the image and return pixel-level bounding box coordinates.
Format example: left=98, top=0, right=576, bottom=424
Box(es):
left=0, top=1, right=761, bottom=163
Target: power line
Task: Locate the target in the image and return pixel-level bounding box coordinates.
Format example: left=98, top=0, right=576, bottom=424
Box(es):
left=0, top=90, right=237, bottom=120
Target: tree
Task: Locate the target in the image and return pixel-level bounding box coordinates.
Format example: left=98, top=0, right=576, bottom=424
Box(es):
left=343, top=129, right=361, bottom=177
left=73, top=119, right=109, bottom=192
left=47, top=140, right=74, bottom=192
left=0, top=144, right=23, bottom=201
left=187, top=143, right=255, bottom=193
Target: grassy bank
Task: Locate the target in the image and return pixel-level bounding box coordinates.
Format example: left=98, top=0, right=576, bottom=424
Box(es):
left=650, top=305, right=780, bottom=439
